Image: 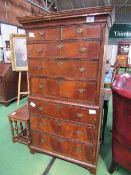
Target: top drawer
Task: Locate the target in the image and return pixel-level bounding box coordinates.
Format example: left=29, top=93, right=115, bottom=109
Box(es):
left=61, top=24, right=101, bottom=40
left=27, top=28, right=59, bottom=41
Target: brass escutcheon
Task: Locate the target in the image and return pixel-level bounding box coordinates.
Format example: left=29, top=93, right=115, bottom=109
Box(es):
left=36, top=48, right=44, bottom=53
left=36, top=66, right=43, bottom=70
left=56, top=79, right=63, bottom=86
left=38, top=106, right=44, bottom=111
left=78, top=88, right=86, bottom=94
left=41, top=138, right=45, bottom=143
left=76, top=27, right=84, bottom=34
left=39, top=83, right=45, bottom=89
left=80, top=47, right=87, bottom=53
left=57, top=61, right=64, bottom=65
left=39, top=31, right=45, bottom=36
left=57, top=43, right=63, bottom=49
left=76, top=147, right=81, bottom=153
left=79, top=67, right=87, bottom=72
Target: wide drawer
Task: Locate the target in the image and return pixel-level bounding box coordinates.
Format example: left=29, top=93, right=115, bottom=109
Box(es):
left=30, top=115, right=95, bottom=144
left=28, top=41, right=100, bottom=59
left=30, top=78, right=97, bottom=103
left=29, top=59, right=98, bottom=80
left=31, top=131, right=94, bottom=163
left=27, top=28, right=59, bottom=41
left=29, top=98, right=98, bottom=125
left=61, top=24, right=101, bottom=40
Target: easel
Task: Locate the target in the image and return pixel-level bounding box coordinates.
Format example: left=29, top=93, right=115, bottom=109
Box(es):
left=17, top=71, right=30, bottom=105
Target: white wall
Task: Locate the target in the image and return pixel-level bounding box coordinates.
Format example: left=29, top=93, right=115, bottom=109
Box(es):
left=107, top=45, right=118, bottom=65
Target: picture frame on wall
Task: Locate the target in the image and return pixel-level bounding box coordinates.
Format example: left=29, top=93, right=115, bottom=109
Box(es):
left=10, top=34, right=28, bottom=71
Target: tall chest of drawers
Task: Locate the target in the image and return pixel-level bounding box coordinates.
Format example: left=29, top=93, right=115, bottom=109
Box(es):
left=19, top=6, right=113, bottom=175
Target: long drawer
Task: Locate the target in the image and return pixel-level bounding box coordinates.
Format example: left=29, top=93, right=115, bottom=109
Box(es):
left=28, top=97, right=98, bottom=126
left=31, top=131, right=95, bottom=163
left=30, top=78, right=97, bottom=103
left=28, top=41, right=100, bottom=59
left=29, top=59, right=98, bottom=80
left=30, top=115, right=95, bottom=144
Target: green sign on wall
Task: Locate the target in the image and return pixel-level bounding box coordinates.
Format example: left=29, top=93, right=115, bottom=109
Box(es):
left=109, top=24, right=131, bottom=39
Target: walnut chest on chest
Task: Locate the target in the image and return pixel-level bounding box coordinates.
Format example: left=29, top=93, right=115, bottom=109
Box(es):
left=19, top=6, right=113, bottom=175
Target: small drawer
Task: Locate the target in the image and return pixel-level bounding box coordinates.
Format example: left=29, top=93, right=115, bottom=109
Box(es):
left=28, top=41, right=100, bottom=59
left=30, top=116, right=95, bottom=144
left=27, top=28, right=59, bottom=41
left=31, top=131, right=94, bottom=163
left=28, top=43, right=58, bottom=58
left=30, top=78, right=97, bottom=103
left=29, top=97, right=98, bottom=125
left=61, top=24, right=101, bottom=40
left=29, top=60, right=98, bottom=80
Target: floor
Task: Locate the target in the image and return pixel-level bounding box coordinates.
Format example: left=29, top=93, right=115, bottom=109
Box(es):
left=0, top=97, right=130, bottom=175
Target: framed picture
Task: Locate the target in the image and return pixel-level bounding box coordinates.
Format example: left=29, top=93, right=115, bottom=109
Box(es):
left=10, top=34, right=28, bottom=71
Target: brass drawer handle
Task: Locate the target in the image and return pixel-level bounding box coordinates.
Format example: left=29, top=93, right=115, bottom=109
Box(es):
left=56, top=80, right=63, bottom=86
left=76, top=27, right=84, bottom=34
left=36, top=48, right=44, bottom=53
left=57, top=61, right=64, bottom=65
left=76, top=148, right=81, bottom=153
left=75, top=131, right=82, bottom=135
left=57, top=121, right=63, bottom=126
left=76, top=113, right=83, bottom=118
left=36, top=66, right=43, bottom=70
left=57, top=43, right=63, bottom=49
left=57, top=138, right=64, bottom=142
left=79, top=67, right=87, bottom=73
left=38, top=106, right=44, bottom=111
left=39, top=123, right=45, bottom=127
left=39, top=31, right=45, bottom=36
left=41, top=138, right=45, bottom=143
left=78, top=88, right=86, bottom=94
left=39, top=83, right=45, bottom=89
left=80, top=47, right=87, bottom=53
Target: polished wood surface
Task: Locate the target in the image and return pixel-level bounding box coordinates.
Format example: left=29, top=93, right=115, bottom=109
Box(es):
left=30, top=77, right=97, bottom=103
left=19, top=6, right=113, bottom=175
left=30, top=115, right=95, bottom=144
left=0, top=63, right=28, bottom=106
left=0, top=63, right=18, bottom=106
left=31, top=131, right=94, bottom=163
left=8, top=104, right=30, bottom=145
left=29, top=59, right=98, bottom=80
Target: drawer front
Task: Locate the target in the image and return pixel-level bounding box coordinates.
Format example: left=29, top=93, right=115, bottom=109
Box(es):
left=27, top=28, right=59, bottom=41
left=30, top=116, right=95, bottom=144
left=28, top=41, right=100, bottom=58
left=28, top=43, right=58, bottom=58
left=31, top=131, right=94, bottom=163
left=31, top=78, right=97, bottom=103
left=61, top=24, right=101, bottom=40
left=29, top=98, right=97, bottom=125
left=29, top=60, right=98, bottom=80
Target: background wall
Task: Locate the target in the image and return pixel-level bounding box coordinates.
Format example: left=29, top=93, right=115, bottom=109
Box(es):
left=0, top=0, right=44, bottom=26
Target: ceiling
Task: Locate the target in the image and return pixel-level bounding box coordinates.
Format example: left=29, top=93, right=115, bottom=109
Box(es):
left=26, top=0, right=131, bottom=23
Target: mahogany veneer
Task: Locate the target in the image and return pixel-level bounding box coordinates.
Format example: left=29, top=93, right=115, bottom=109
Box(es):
left=18, top=6, right=113, bottom=175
